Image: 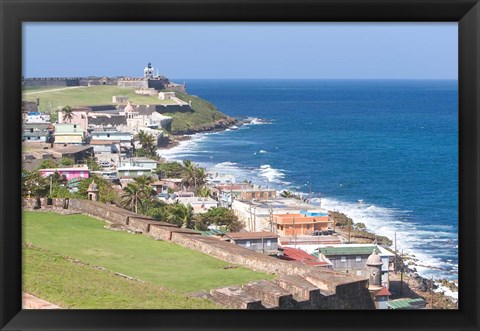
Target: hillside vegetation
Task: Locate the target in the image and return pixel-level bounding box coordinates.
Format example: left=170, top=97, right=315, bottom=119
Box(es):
left=161, top=91, right=232, bottom=133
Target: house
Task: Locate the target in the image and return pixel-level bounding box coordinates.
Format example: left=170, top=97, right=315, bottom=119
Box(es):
left=117, top=166, right=153, bottom=179
left=231, top=198, right=323, bottom=232
left=171, top=196, right=219, bottom=214
left=119, top=157, right=158, bottom=170
left=24, top=111, right=51, bottom=123
left=314, top=244, right=395, bottom=288
left=89, top=130, right=133, bottom=153
left=272, top=212, right=333, bottom=237
left=277, top=247, right=332, bottom=268
left=214, top=184, right=276, bottom=208
left=40, top=165, right=90, bottom=181
left=222, top=232, right=279, bottom=255
left=158, top=91, right=175, bottom=100
left=151, top=179, right=183, bottom=195
left=54, top=123, right=84, bottom=144
left=22, top=123, right=53, bottom=142
left=373, top=287, right=392, bottom=309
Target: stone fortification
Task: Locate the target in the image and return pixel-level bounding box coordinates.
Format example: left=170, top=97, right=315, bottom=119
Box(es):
left=23, top=198, right=375, bottom=309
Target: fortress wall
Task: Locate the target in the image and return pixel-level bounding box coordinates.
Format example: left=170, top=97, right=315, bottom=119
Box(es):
left=22, top=198, right=374, bottom=309
left=155, top=104, right=192, bottom=114
left=23, top=78, right=80, bottom=87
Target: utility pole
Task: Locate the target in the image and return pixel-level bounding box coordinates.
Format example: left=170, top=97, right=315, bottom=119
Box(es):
left=430, top=277, right=434, bottom=309
left=394, top=231, right=397, bottom=274
left=400, top=249, right=404, bottom=296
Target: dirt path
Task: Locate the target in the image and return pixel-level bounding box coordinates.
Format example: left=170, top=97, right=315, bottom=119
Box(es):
left=23, top=86, right=87, bottom=95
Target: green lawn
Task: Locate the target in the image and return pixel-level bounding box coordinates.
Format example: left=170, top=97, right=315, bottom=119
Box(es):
left=23, top=245, right=221, bottom=309
left=22, top=85, right=175, bottom=112
left=23, top=212, right=272, bottom=294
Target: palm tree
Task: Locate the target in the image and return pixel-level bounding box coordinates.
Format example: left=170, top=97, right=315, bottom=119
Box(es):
left=121, top=182, right=141, bottom=213
left=62, top=105, right=74, bottom=123
left=166, top=202, right=194, bottom=228
left=181, top=160, right=196, bottom=189
left=196, top=186, right=211, bottom=198
left=133, top=175, right=154, bottom=199
left=280, top=190, right=294, bottom=198
left=194, top=167, right=208, bottom=188
left=135, top=130, right=156, bottom=156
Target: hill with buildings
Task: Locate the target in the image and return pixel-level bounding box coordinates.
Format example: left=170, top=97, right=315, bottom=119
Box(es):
left=22, top=63, right=236, bottom=136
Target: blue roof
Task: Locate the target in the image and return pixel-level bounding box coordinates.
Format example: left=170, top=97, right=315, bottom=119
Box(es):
left=27, top=112, right=41, bottom=115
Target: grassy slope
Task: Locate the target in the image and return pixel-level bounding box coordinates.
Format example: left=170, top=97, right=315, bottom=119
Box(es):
left=22, top=86, right=175, bottom=113
left=23, top=245, right=221, bottom=309
left=23, top=212, right=272, bottom=293
left=161, top=91, right=228, bottom=133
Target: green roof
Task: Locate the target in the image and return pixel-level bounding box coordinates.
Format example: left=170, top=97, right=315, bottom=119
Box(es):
left=386, top=298, right=425, bottom=309
left=316, top=246, right=381, bottom=256
left=200, top=229, right=226, bottom=236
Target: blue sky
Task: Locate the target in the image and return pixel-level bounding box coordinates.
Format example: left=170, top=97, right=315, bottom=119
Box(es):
left=23, top=22, right=457, bottom=79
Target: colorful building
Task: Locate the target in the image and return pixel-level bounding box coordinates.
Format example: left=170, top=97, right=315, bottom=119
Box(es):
left=273, top=212, right=332, bottom=236
left=40, top=165, right=90, bottom=181
left=54, top=123, right=84, bottom=144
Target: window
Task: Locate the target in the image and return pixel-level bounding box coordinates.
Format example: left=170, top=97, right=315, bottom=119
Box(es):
left=107, top=134, right=110, bottom=138
left=74, top=125, right=77, bottom=128
left=341, top=256, right=347, bottom=262
left=266, top=240, right=271, bottom=247
left=356, top=256, right=362, bottom=262
left=246, top=241, right=251, bottom=247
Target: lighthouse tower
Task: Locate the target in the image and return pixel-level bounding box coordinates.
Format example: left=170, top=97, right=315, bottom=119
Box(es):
left=144, top=62, right=155, bottom=79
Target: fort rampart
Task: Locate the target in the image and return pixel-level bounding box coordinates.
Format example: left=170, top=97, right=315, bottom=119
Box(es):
left=23, top=198, right=375, bottom=309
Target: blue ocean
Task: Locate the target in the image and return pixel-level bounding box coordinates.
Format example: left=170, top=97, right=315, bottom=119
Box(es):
left=160, top=79, right=458, bottom=281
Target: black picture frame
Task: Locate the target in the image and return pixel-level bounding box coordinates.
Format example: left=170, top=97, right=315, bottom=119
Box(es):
left=1, top=0, right=479, bottom=330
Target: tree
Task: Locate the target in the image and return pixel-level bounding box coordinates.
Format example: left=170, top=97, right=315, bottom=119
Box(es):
left=60, top=157, right=74, bottom=166
left=133, top=175, right=155, bottom=200
left=156, top=161, right=184, bottom=179
left=120, top=182, right=141, bottom=213
left=165, top=202, right=194, bottom=228
left=22, top=170, right=49, bottom=207
left=196, top=207, right=242, bottom=232
left=135, top=130, right=157, bottom=158
left=37, top=159, right=58, bottom=170
left=280, top=190, right=294, bottom=198
left=196, top=186, right=211, bottom=198
left=62, top=105, right=74, bottom=123
left=181, top=160, right=196, bottom=189
left=75, top=175, right=119, bottom=204
left=180, top=160, right=207, bottom=190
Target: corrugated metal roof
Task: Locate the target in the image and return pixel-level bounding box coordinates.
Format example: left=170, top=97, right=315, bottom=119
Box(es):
left=386, top=298, right=425, bottom=309
left=318, top=246, right=381, bottom=256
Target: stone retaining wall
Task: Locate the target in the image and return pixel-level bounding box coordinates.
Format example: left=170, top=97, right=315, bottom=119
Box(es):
left=23, top=198, right=375, bottom=309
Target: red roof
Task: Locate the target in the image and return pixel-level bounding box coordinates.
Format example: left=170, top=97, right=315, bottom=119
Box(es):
left=375, top=287, right=392, bottom=297
left=280, top=247, right=330, bottom=266
left=224, top=231, right=278, bottom=240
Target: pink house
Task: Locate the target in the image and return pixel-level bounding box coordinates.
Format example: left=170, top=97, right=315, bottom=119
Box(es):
left=40, top=166, right=90, bottom=181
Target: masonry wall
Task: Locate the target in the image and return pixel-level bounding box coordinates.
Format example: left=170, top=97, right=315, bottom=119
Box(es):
left=22, top=198, right=375, bottom=309
left=155, top=104, right=192, bottom=114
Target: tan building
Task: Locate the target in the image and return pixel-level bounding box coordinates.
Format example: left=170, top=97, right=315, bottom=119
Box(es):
left=273, top=213, right=333, bottom=237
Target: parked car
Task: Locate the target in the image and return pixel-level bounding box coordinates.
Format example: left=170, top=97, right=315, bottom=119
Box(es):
left=99, top=161, right=112, bottom=168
